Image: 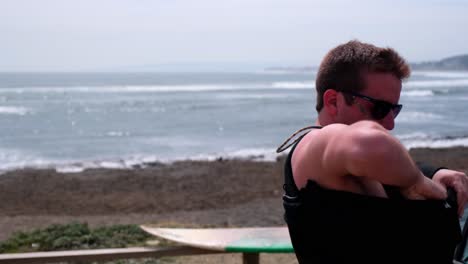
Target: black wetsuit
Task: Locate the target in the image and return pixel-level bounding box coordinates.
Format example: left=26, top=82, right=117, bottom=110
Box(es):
left=283, top=132, right=461, bottom=264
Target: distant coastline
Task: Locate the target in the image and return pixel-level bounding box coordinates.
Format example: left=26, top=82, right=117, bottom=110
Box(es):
left=411, top=54, right=468, bottom=71
left=265, top=54, right=468, bottom=72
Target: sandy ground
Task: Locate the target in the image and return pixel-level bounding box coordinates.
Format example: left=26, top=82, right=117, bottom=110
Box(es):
left=0, top=147, right=467, bottom=263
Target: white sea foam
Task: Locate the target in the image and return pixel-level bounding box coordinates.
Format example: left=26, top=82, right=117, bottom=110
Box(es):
left=214, top=93, right=287, bottom=100
left=404, top=137, right=468, bottom=149
left=405, top=79, right=468, bottom=88
left=3, top=138, right=468, bottom=174
left=0, top=106, right=31, bottom=115
left=186, top=147, right=279, bottom=162
left=99, top=161, right=127, bottom=169
left=2, top=78, right=462, bottom=93
left=412, top=71, right=468, bottom=79
left=45, top=148, right=280, bottom=172
left=401, top=90, right=434, bottom=97
left=0, top=147, right=139, bottom=174
left=0, top=148, right=54, bottom=173
left=106, top=131, right=130, bottom=137
left=0, top=85, right=258, bottom=94
left=0, top=81, right=316, bottom=94
left=271, top=82, right=314, bottom=89
left=8, top=78, right=465, bottom=93
left=222, top=148, right=279, bottom=161
left=397, top=111, right=443, bottom=122
left=54, top=155, right=166, bottom=173
left=396, top=132, right=468, bottom=149
left=145, top=136, right=204, bottom=148
left=396, top=132, right=431, bottom=141
left=56, top=165, right=85, bottom=173
left=122, top=85, right=244, bottom=92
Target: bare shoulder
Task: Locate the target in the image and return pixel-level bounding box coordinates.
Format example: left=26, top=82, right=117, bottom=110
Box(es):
left=291, top=123, right=350, bottom=188
left=301, top=121, right=387, bottom=146
left=291, top=121, right=395, bottom=189
left=292, top=123, right=351, bottom=164
left=325, top=121, right=390, bottom=146
left=321, top=121, right=395, bottom=163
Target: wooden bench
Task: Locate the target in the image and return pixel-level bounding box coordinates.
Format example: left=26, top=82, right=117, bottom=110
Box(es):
left=141, top=225, right=294, bottom=264
left=0, top=246, right=223, bottom=264
left=0, top=226, right=294, bottom=264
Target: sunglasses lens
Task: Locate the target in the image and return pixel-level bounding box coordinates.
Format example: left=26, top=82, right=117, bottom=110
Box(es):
left=372, top=103, right=402, bottom=120
left=371, top=103, right=391, bottom=120
left=393, top=105, right=402, bottom=118
left=345, top=91, right=403, bottom=120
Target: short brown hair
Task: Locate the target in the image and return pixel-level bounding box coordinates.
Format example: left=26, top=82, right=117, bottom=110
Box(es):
left=315, top=40, right=410, bottom=112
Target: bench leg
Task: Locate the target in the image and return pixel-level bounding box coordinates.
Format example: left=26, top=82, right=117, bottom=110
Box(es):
left=242, top=253, right=259, bottom=264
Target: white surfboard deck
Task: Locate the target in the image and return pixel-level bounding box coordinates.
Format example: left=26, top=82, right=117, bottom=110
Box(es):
left=140, top=225, right=293, bottom=253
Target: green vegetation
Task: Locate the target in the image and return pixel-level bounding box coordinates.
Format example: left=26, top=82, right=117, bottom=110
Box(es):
left=0, top=222, right=215, bottom=263
left=0, top=222, right=153, bottom=253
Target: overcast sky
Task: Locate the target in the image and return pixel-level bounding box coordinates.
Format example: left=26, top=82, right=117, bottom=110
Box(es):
left=1, top=0, right=467, bottom=71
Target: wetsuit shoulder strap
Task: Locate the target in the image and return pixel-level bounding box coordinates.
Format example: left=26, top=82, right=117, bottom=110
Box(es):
left=276, top=125, right=323, bottom=153
left=280, top=125, right=322, bottom=197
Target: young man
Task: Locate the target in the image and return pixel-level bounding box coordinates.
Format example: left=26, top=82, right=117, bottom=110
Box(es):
left=279, top=40, right=468, bottom=264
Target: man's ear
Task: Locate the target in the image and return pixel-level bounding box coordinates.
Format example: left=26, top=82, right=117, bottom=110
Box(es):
left=323, top=89, right=339, bottom=116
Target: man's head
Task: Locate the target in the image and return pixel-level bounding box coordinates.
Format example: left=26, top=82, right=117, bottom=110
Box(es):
left=315, top=40, right=411, bottom=130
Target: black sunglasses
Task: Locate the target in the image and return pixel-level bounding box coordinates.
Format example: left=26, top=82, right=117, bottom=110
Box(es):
left=342, top=91, right=403, bottom=120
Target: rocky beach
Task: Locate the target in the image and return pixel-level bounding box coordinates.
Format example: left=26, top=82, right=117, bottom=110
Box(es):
left=0, top=147, right=467, bottom=263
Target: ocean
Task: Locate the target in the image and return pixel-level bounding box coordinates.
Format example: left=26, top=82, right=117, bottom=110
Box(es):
left=1, top=71, right=468, bottom=173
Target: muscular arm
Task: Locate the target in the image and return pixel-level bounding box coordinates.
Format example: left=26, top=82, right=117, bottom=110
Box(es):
left=415, top=160, right=467, bottom=215
left=295, top=121, right=446, bottom=200
left=323, top=121, right=422, bottom=187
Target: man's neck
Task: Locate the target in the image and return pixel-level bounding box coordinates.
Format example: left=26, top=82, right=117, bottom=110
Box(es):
left=317, top=113, right=332, bottom=126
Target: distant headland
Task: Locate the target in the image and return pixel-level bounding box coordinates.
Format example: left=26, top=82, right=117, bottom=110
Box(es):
left=411, top=54, right=468, bottom=71
left=265, top=54, right=468, bottom=72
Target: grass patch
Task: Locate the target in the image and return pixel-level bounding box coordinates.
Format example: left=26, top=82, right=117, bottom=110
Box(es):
left=0, top=222, right=153, bottom=253
left=0, top=222, right=214, bottom=263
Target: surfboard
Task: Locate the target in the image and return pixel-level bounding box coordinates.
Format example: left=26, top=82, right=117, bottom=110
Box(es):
left=140, top=225, right=293, bottom=253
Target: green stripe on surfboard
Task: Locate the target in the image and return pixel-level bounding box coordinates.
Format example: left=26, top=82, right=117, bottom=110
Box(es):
left=225, top=230, right=294, bottom=253
left=225, top=239, right=293, bottom=253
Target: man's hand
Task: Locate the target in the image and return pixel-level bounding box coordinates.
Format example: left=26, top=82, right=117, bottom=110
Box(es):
left=432, top=169, right=468, bottom=217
